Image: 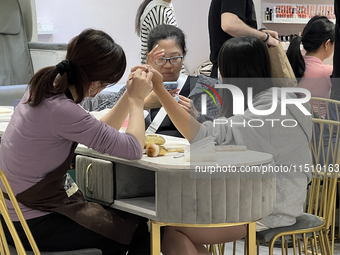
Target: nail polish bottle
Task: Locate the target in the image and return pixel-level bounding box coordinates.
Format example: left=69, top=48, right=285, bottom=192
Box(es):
left=278, top=5, right=282, bottom=18
left=310, top=5, right=314, bottom=18
left=283, top=5, right=287, bottom=18
left=297, top=6, right=301, bottom=18
left=306, top=5, right=310, bottom=18
left=332, top=6, right=335, bottom=19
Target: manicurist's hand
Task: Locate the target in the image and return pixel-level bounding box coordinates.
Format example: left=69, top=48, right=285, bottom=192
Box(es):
left=125, top=66, right=153, bottom=148
left=127, top=66, right=153, bottom=101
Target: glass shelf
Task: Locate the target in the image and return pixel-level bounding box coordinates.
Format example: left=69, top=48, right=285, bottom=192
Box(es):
left=263, top=18, right=335, bottom=24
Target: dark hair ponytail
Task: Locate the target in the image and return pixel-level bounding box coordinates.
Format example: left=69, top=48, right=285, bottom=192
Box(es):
left=287, top=15, right=335, bottom=79
left=135, top=0, right=153, bottom=35
left=286, top=36, right=305, bottom=79
left=27, top=29, right=126, bottom=106
left=26, top=67, right=60, bottom=107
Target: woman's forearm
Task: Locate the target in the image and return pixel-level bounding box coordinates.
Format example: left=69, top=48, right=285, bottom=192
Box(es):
left=126, top=98, right=146, bottom=148
left=153, top=82, right=201, bottom=142
left=100, top=91, right=129, bottom=130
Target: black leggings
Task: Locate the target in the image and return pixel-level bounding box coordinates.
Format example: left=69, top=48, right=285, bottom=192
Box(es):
left=1, top=213, right=150, bottom=255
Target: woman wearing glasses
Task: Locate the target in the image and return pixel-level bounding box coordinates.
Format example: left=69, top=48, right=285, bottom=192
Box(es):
left=95, top=24, right=220, bottom=138
left=141, top=24, right=220, bottom=137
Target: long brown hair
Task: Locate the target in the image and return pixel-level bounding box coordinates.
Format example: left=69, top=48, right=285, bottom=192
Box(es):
left=135, top=0, right=153, bottom=35
left=27, top=29, right=126, bottom=106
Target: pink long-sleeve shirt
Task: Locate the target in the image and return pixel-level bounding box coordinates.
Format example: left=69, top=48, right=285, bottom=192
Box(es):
left=298, top=55, right=333, bottom=118
left=0, top=91, right=142, bottom=221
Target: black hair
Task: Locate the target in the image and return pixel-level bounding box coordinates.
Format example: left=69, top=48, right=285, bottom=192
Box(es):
left=147, top=24, right=187, bottom=56
left=135, top=0, right=153, bottom=35
left=286, top=16, right=335, bottom=79
left=217, top=36, right=272, bottom=118
left=27, top=29, right=126, bottom=106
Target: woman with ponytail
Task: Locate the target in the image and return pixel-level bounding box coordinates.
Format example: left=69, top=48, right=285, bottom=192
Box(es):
left=287, top=16, right=335, bottom=117
left=0, top=29, right=152, bottom=254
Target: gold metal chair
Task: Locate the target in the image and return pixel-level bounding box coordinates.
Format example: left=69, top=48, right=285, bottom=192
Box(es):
left=309, top=97, right=340, bottom=121
left=255, top=118, right=340, bottom=255
left=310, top=97, right=340, bottom=251
left=0, top=168, right=40, bottom=254
left=0, top=169, right=103, bottom=255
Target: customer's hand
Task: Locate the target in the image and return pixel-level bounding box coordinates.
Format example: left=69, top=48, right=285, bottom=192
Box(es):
left=144, top=91, right=161, bottom=110
left=127, top=66, right=153, bottom=102
left=146, top=44, right=165, bottom=65
left=178, top=95, right=199, bottom=118
left=149, top=66, right=164, bottom=89
left=144, top=89, right=179, bottom=110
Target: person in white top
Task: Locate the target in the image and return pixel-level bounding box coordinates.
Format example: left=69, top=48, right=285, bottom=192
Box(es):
left=135, top=0, right=177, bottom=64
left=148, top=36, right=312, bottom=255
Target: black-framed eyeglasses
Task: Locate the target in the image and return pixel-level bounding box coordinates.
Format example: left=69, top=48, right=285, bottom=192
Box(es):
left=154, top=56, right=183, bottom=65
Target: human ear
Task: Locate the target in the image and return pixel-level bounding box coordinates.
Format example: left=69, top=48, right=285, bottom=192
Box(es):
left=324, top=39, right=331, bottom=51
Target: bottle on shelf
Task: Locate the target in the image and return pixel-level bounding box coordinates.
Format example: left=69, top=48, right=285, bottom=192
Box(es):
left=276, top=5, right=281, bottom=18
left=264, top=3, right=335, bottom=23
left=282, top=5, right=287, bottom=18
left=293, top=7, right=297, bottom=18
left=265, top=7, right=270, bottom=21
left=330, top=6, right=335, bottom=19
left=272, top=7, right=276, bottom=19
left=310, top=5, right=314, bottom=18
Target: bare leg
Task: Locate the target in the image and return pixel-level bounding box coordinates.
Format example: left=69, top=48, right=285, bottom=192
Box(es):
left=162, top=225, right=247, bottom=255
left=161, top=227, right=207, bottom=255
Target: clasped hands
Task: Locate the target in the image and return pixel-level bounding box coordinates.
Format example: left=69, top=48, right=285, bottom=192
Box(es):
left=127, top=65, right=197, bottom=117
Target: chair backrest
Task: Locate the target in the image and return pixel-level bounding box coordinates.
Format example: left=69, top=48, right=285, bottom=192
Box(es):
left=0, top=169, right=40, bottom=254
left=0, top=0, right=34, bottom=86
left=310, top=97, right=340, bottom=121
left=17, top=0, right=37, bottom=43
left=308, top=118, right=340, bottom=230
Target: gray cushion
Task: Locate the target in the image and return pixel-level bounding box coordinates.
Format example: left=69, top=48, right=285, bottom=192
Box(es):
left=9, top=245, right=102, bottom=254
left=0, top=0, right=20, bottom=34
left=257, top=213, right=324, bottom=243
